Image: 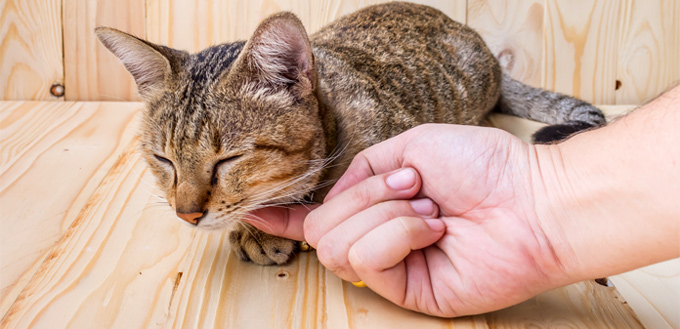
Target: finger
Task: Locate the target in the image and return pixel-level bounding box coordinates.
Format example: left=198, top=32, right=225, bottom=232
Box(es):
left=347, top=217, right=446, bottom=300
left=244, top=204, right=319, bottom=241
left=315, top=198, right=439, bottom=282
left=324, top=128, right=421, bottom=201
left=304, top=167, right=421, bottom=247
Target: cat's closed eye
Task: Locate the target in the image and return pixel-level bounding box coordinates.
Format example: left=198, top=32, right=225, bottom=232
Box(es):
left=154, top=154, right=174, bottom=168
left=211, top=155, right=243, bottom=185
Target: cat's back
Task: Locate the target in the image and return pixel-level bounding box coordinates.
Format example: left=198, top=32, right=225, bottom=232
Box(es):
left=310, top=2, right=501, bottom=133
left=312, top=2, right=466, bottom=47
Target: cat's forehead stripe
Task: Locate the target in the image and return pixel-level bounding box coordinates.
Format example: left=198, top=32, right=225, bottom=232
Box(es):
left=187, top=41, right=245, bottom=86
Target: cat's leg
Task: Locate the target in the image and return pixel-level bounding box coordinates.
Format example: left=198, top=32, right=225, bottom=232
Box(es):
left=496, top=73, right=606, bottom=143
left=531, top=121, right=596, bottom=144
left=228, top=222, right=298, bottom=265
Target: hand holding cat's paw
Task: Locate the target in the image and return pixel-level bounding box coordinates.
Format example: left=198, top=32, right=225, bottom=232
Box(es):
left=304, top=125, right=569, bottom=317
left=228, top=223, right=298, bottom=265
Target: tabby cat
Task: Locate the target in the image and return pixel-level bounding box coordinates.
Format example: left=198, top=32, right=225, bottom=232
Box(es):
left=96, top=2, right=605, bottom=265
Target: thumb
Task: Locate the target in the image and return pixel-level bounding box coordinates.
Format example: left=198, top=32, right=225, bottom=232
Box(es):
left=244, top=204, right=319, bottom=241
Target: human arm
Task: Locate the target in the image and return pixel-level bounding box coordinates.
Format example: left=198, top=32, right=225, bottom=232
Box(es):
left=532, top=86, right=680, bottom=282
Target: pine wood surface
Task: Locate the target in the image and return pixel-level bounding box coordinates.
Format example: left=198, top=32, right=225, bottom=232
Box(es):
left=0, top=101, right=142, bottom=318
left=0, top=0, right=63, bottom=100
left=468, top=0, right=544, bottom=88
left=542, top=0, right=621, bottom=104
left=615, top=0, right=680, bottom=105
left=62, top=0, right=145, bottom=101
left=2, top=0, right=678, bottom=104
left=609, top=260, right=680, bottom=329
left=1, top=101, right=667, bottom=329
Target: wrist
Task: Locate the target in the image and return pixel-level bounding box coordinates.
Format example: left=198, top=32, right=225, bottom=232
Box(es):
left=530, top=93, right=680, bottom=284
left=529, top=143, right=590, bottom=284
left=525, top=144, right=581, bottom=286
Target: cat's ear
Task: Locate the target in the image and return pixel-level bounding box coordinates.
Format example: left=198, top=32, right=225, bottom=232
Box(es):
left=233, top=12, right=315, bottom=96
left=95, top=27, right=185, bottom=100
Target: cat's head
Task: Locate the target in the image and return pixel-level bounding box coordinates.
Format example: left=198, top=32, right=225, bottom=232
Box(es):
left=96, top=13, right=327, bottom=230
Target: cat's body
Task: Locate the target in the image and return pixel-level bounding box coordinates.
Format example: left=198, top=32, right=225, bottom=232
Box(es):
left=97, top=2, right=605, bottom=265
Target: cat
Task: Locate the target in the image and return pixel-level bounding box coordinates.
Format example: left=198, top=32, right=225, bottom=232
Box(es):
left=96, top=2, right=605, bottom=265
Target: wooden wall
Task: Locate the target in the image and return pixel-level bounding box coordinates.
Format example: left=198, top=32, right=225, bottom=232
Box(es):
left=1, top=0, right=678, bottom=104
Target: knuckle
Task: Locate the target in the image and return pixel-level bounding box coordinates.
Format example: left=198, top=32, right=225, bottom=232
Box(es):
left=347, top=245, right=371, bottom=273
left=303, top=213, right=321, bottom=246
left=379, top=200, right=417, bottom=220
left=349, top=153, right=366, bottom=172
left=350, top=181, right=376, bottom=210
left=395, top=216, right=418, bottom=237
left=315, top=236, right=347, bottom=272
left=352, top=172, right=396, bottom=207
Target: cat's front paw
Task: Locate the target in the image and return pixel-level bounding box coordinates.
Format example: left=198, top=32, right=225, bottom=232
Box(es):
left=228, top=223, right=297, bottom=265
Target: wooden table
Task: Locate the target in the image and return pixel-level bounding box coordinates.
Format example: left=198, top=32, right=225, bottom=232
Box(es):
left=0, top=101, right=661, bottom=328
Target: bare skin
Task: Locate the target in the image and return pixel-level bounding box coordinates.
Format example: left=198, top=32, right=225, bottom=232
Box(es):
left=246, top=86, right=680, bottom=317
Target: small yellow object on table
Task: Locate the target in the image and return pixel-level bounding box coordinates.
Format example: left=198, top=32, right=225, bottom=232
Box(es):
left=352, top=281, right=367, bottom=288
left=299, top=241, right=312, bottom=252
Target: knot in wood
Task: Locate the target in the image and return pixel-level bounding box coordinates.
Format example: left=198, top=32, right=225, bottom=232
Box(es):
left=50, top=83, right=65, bottom=97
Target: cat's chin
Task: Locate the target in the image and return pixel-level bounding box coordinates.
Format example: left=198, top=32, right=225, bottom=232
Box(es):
left=194, top=216, right=239, bottom=231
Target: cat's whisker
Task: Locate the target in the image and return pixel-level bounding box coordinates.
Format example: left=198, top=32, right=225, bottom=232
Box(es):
left=245, top=168, right=321, bottom=202
left=129, top=163, right=160, bottom=190
left=236, top=216, right=276, bottom=244
left=240, top=213, right=273, bottom=229
left=245, top=165, right=331, bottom=208
left=149, top=192, right=167, bottom=199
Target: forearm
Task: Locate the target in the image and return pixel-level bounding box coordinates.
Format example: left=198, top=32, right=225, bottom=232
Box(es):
left=533, top=86, right=680, bottom=283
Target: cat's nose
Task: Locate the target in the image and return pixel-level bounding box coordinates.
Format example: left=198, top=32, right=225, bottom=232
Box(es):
left=176, top=212, right=204, bottom=225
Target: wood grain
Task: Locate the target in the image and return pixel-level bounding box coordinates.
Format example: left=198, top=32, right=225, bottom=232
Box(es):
left=486, top=280, right=644, bottom=328
left=615, top=0, right=680, bottom=104
left=63, top=0, right=145, bottom=101
left=2, top=0, right=678, bottom=104
left=468, top=0, right=544, bottom=87
left=0, top=101, right=141, bottom=318
left=610, top=259, right=680, bottom=329
left=543, top=0, right=621, bottom=104
left=1, top=139, right=198, bottom=328
left=0, top=0, right=63, bottom=100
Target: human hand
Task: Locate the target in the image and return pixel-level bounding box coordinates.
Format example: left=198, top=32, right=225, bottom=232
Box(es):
left=301, top=124, right=570, bottom=317
left=246, top=89, right=680, bottom=317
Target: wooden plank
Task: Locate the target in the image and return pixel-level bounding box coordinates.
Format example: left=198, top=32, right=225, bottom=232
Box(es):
left=0, top=140, right=199, bottom=328
left=543, top=0, right=621, bottom=104
left=1, top=102, right=644, bottom=328
left=0, top=101, right=141, bottom=318
left=615, top=0, right=680, bottom=104
left=63, top=0, right=145, bottom=101
left=610, top=260, right=680, bottom=329
left=486, top=280, right=643, bottom=328
left=468, top=0, right=544, bottom=87
left=145, top=0, right=465, bottom=52
left=0, top=0, right=63, bottom=100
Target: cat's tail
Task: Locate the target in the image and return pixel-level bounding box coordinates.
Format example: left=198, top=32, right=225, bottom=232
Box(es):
left=495, top=72, right=606, bottom=143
